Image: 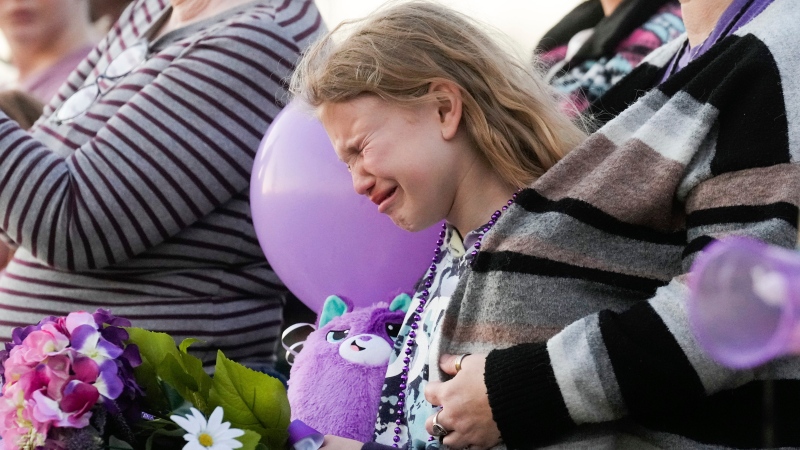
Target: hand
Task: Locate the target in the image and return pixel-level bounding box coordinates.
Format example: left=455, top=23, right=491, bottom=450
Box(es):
left=320, top=435, right=363, bottom=450
left=424, top=353, right=502, bottom=449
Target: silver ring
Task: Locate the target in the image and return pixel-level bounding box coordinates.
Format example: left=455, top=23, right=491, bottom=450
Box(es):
left=431, top=409, right=449, bottom=437
left=455, top=353, right=471, bottom=374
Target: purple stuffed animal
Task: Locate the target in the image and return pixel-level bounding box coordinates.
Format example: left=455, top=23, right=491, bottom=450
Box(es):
left=287, top=294, right=410, bottom=441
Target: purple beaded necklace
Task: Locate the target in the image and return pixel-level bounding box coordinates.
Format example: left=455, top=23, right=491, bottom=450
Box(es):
left=391, top=191, right=519, bottom=447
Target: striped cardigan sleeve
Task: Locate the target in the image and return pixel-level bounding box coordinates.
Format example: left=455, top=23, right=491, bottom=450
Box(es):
left=484, top=9, right=800, bottom=448
left=0, top=12, right=305, bottom=271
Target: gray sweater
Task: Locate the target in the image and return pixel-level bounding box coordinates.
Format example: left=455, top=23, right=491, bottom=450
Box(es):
left=439, top=0, right=800, bottom=447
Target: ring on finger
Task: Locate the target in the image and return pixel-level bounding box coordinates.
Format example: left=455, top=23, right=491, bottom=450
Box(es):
left=455, top=353, right=471, bottom=374
left=431, top=409, right=449, bottom=437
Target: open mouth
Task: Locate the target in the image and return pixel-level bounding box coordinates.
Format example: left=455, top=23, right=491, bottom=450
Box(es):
left=376, top=187, right=397, bottom=213
left=350, top=342, right=366, bottom=352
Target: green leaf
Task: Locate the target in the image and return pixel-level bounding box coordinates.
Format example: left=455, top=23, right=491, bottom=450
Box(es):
left=144, top=426, right=186, bottom=450
left=107, top=436, right=134, bottom=450
left=125, top=327, right=182, bottom=413
left=179, top=338, right=202, bottom=354
left=125, top=327, right=213, bottom=415
left=175, top=340, right=213, bottom=407
left=208, top=351, right=291, bottom=449
left=126, top=327, right=181, bottom=368
left=160, top=380, right=192, bottom=414
left=237, top=430, right=263, bottom=450
left=160, top=353, right=208, bottom=412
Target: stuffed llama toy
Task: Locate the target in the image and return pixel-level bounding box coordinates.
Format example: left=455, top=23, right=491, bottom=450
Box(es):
left=287, top=294, right=410, bottom=441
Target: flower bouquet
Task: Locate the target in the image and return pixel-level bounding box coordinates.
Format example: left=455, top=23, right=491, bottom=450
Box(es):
left=0, top=309, right=290, bottom=450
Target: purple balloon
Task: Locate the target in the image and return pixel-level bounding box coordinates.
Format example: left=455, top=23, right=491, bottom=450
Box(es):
left=688, top=237, right=800, bottom=368
left=250, top=101, right=440, bottom=313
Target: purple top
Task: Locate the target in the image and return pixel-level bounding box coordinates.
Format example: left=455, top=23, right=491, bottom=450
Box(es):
left=660, top=0, right=774, bottom=82
left=19, top=44, right=94, bottom=104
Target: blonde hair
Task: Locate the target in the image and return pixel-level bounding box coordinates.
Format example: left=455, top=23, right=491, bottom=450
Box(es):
left=290, top=1, right=586, bottom=187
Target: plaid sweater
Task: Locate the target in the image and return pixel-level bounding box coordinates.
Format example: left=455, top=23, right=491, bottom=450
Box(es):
left=439, top=0, right=800, bottom=448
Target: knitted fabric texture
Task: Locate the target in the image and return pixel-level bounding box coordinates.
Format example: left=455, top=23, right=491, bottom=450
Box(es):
left=440, top=0, right=800, bottom=448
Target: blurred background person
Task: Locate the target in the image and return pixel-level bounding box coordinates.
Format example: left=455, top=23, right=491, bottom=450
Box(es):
left=0, top=0, right=323, bottom=374
left=0, top=0, right=99, bottom=104
left=536, top=0, right=684, bottom=115
left=0, top=0, right=100, bottom=270
left=89, top=0, right=133, bottom=33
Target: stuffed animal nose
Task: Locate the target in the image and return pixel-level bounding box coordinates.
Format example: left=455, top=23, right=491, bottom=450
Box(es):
left=359, top=336, right=372, bottom=342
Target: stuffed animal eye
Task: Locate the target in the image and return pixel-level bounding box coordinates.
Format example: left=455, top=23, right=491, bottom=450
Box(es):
left=385, top=323, right=402, bottom=339
left=326, top=329, right=349, bottom=343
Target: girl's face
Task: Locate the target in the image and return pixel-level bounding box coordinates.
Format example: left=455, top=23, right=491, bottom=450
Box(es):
left=320, top=95, right=472, bottom=232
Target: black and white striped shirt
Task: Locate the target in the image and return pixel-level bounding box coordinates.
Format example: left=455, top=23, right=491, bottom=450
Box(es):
left=0, top=0, right=323, bottom=369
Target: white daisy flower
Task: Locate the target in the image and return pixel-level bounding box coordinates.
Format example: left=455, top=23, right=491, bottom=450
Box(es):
left=171, top=406, right=245, bottom=450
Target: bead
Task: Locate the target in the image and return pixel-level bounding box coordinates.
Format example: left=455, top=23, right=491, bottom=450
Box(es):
left=393, top=436, right=401, bottom=443
left=428, top=437, right=435, bottom=442
left=393, top=445, right=399, bottom=448
left=387, top=192, right=521, bottom=426
left=512, top=192, right=518, bottom=198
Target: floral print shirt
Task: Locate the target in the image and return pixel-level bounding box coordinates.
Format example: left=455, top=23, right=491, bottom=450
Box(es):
left=373, top=224, right=477, bottom=449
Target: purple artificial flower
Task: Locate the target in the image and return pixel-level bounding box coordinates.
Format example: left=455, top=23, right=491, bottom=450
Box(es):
left=70, top=325, right=124, bottom=363
left=100, top=326, right=129, bottom=348
left=94, top=360, right=124, bottom=400
left=93, top=308, right=132, bottom=329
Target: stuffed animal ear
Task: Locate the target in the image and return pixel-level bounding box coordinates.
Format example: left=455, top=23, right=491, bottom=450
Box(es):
left=389, top=293, right=412, bottom=314
left=319, top=295, right=352, bottom=327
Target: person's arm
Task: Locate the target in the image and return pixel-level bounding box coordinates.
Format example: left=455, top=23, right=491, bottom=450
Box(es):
left=484, top=44, right=800, bottom=450
left=0, top=10, right=314, bottom=271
